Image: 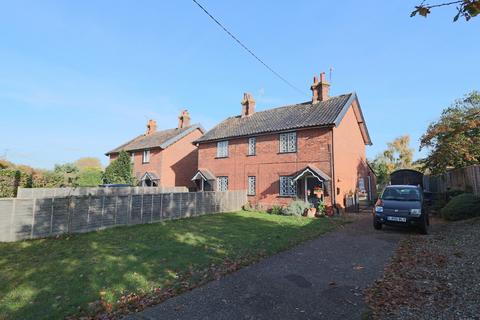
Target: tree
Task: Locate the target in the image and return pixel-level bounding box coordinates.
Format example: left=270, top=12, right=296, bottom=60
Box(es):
left=369, top=135, right=416, bottom=188
left=103, top=151, right=135, bottom=185
left=74, top=157, right=102, bottom=170
left=420, top=91, right=480, bottom=174
left=411, top=0, right=480, bottom=21
left=54, top=163, right=79, bottom=187
left=77, top=167, right=104, bottom=187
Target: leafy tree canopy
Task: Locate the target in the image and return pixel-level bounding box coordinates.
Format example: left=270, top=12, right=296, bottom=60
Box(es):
left=370, top=135, right=417, bottom=187
left=77, top=167, right=104, bottom=187
left=411, top=0, right=480, bottom=21
left=103, top=151, right=135, bottom=185
left=74, top=157, right=102, bottom=170
left=420, top=91, right=480, bottom=174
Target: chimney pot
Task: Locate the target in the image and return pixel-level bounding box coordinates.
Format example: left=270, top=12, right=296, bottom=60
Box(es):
left=146, top=119, right=157, bottom=135
left=310, top=71, right=330, bottom=103
left=178, top=109, right=191, bottom=128
left=241, top=92, right=256, bottom=117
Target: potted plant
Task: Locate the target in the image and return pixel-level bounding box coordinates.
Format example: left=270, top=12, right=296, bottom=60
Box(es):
left=306, top=204, right=317, bottom=217
left=315, top=200, right=326, bottom=217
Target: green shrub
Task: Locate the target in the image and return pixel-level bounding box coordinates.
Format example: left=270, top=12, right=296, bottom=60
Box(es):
left=446, top=189, right=465, bottom=201
left=270, top=205, right=283, bottom=215
left=103, top=151, right=135, bottom=185
left=441, top=193, right=480, bottom=221
left=242, top=202, right=256, bottom=212
left=316, top=200, right=326, bottom=215
left=283, top=200, right=310, bottom=216
left=77, top=167, right=104, bottom=187
left=0, top=169, right=31, bottom=198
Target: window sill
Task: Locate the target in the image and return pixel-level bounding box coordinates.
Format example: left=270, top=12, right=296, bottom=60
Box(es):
left=277, top=151, right=297, bottom=154
left=215, top=156, right=229, bottom=159
left=247, top=194, right=256, bottom=197
left=142, top=162, right=150, bottom=164
left=277, top=195, right=296, bottom=198
left=246, top=154, right=256, bottom=157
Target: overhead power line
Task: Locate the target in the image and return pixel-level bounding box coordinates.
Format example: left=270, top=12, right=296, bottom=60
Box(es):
left=191, top=0, right=307, bottom=97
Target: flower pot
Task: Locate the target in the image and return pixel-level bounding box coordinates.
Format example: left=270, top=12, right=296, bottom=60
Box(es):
left=307, top=207, right=317, bottom=218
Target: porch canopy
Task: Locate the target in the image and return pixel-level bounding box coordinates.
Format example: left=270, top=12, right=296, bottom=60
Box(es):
left=191, top=169, right=216, bottom=191
left=140, top=172, right=160, bottom=187
left=292, top=165, right=331, bottom=202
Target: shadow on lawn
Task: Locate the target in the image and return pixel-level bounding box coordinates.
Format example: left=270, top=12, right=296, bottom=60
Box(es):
left=0, top=212, right=333, bottom=319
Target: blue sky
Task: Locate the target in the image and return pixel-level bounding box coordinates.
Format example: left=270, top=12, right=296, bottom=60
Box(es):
left=1, top=0, right=478, bottom=169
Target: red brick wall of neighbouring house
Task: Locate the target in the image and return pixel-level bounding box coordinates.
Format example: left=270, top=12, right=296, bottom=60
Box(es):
left=332, top=101, right=373, bottom=211
left=197, top=128, right=334, bottom=208
left=160, top=128, right=203, bottom=188
left=109, top=148, right=163, bottom=182
left=108, top=128, right=203, bottom=188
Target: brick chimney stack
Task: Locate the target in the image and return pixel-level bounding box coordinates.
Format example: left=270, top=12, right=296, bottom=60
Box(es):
left=146, top=119, right=157, bottom=135
left=178, top=110, right=191, bottom=128
left=241, top=93, right=256, bottom=117
left=311, top=72, right=330, bottom=103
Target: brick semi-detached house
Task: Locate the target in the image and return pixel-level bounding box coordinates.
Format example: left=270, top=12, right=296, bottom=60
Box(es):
left=192, top=73, right=376, bottom=212
left=106, top=110, right=204, bottom=188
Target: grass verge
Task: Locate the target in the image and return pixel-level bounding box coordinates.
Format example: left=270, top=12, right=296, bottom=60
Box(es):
left=0, top=211, right=345, bottom=319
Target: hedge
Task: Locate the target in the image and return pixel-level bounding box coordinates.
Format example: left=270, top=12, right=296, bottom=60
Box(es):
left=441, top=193, right=480, bottom=221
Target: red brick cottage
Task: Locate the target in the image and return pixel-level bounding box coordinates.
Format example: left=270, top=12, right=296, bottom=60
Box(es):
left=192, top=73, right=376, bottom=212
left=106, top=110, right=204, bottom=188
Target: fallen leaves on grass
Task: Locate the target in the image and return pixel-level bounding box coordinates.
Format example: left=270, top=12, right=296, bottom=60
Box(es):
left=69, top=253, right=269, bottom=319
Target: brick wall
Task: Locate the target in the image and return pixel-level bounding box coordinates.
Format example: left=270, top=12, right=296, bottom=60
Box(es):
left=198, top=128, right=333, bottom=208
left=333, top=102, right=375, bottom=210
left=0, top=190, right=247, bottom=243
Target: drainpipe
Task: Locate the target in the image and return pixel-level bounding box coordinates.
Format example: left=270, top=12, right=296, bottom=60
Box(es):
left=330, top=130, right=338, bottom=214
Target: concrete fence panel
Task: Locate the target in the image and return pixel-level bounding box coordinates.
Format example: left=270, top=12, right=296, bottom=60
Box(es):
left=0, top=190, right=247, bottom=242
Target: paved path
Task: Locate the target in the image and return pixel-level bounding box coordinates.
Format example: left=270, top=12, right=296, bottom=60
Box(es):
left=124, top=213, right=408, bottom=320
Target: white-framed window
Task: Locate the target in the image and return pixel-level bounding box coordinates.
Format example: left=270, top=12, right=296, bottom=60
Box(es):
left=130, top=152, right=135, bottom=164
left=279, top=132, right=297, bottom=153
left=142, top=149, right=150, bottom=163
left=248, top=176, right=256, bottom=196
left=248, top=137, right=256, bottom=156
left=217, top=140, right=229, bottom=158
left=279, top=176, right=296, bottom=196
left=217, top=176, right=228, bottom=191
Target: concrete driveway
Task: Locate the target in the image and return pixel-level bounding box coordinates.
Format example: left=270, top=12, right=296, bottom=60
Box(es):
left=124, top=213, right=408, bottom=320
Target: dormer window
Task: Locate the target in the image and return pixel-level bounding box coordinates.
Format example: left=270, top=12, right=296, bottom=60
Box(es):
left=142, top=149, right=150, bottom=163
left=217, top=140, right=229, bottom=158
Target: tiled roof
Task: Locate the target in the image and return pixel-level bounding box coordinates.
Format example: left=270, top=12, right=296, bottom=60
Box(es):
left=195, top=93, right=364, bottom=143
left=106, top=124, right=203, bottom=155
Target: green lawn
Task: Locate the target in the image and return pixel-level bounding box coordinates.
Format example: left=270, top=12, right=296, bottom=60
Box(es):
left=0, top=211, right=345, bottom=319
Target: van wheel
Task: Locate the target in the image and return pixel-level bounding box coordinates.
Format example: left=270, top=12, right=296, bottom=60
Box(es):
left=374, top=220, right=382, bottom=230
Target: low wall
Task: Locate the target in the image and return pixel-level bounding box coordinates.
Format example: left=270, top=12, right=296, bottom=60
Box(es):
left=16, top=186, right=188, bottom=199
left=0, top=191, right=247, bottom=242
left=424, top=165, right=480, bottom=196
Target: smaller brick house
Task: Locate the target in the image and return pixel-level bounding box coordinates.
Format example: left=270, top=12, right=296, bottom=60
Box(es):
left=106, top=110, right=204, bottom=188
left=192, top=73, right=376, bottom=212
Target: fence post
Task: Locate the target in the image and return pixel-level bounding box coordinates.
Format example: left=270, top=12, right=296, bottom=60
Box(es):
left=101, top=196, right=105, bottom=228
left=128, top=194, right=133, bottom=225
left=30, top=198, right=36, bottom=239
left=9, top=199, right=16, bottom=242
left=114, top=196, right=118, bottom=226
left=150, top=194, right=154, bottom=223
left=50, top=198, right=55, bottom=235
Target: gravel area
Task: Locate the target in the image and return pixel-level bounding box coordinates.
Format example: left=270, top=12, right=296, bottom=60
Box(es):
left=365, top=217, right=480, bottom=320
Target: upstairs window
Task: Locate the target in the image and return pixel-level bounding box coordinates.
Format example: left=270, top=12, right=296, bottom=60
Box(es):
left=248, top=137, right=256, bottom=156
left=279, top=132, right=297, bottom=153
left=130, top=152, right=135, bottom=163
left=247, top=176, right=256, bottom=196
left=217, top=176, right=228, bottom=191
left=142, top=149, right=150, bottom=163
left=279, top=176, right=296, bottom=196
left=217, top=140, right=229, bottom=158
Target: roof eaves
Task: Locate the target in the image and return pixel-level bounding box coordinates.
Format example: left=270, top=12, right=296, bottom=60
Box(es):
left=160, top=124, right=204, bottom=149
